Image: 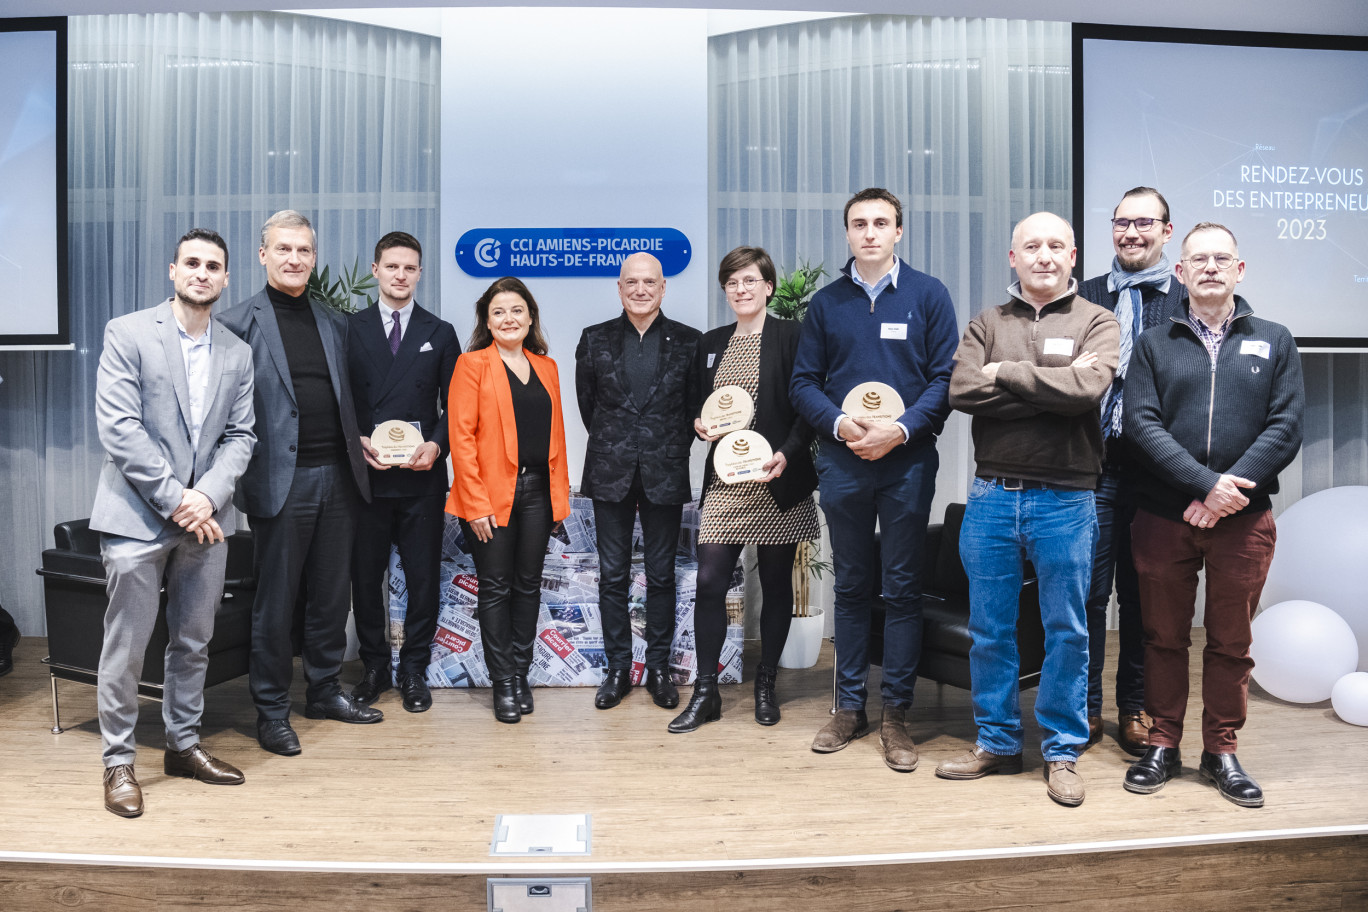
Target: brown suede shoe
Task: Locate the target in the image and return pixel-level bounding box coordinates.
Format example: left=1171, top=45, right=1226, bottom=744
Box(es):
left=165, top=744, right=245, bottom=785
left=1086, top=715, right=1103, bottom=747
left=934, top=746, right=1023, bottom=780
left=1117, top=711, right=1151, bottom=757
left=103, top=764, right=143, bottom=818
left=811, top=708, right=870, bottom=753
left=879, top=705, right=919, bottom=772
left=1045, top=760, right=1085, bottom=807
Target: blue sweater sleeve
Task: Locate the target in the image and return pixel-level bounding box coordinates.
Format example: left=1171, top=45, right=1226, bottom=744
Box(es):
left=789, top=295, right=843, bottom=440
left=897, top=281, right=957, bottom=443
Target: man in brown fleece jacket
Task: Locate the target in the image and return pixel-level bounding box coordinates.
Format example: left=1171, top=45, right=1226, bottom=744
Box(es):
left=936, top=212, right=1118, bottom=807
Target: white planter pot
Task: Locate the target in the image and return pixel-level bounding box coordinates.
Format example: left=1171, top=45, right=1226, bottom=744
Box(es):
left=779, top=608, right=824, bottom=669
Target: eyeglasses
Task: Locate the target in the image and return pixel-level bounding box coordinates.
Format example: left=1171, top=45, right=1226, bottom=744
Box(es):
left=1184, top=253, right=1238, bottom=270
left=1111, top=217, right=1165, bottom=232
left=723, top=276, right=766, bottom=293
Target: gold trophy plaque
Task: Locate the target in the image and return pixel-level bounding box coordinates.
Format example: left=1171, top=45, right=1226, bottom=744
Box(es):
left=713, top=429, right=774, bottom=484
left=371, top=420, right=425, bottom=466
left=840, top=382, right=905, bottom=426
left=699, top=384, right=755, bottom=436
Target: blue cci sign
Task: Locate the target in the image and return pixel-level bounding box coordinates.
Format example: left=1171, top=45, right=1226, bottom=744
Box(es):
left=455, top=228, right=692, bottom=278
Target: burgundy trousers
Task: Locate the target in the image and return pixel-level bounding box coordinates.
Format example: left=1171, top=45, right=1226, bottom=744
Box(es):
left=1130, top=508, right=1276, bottom=754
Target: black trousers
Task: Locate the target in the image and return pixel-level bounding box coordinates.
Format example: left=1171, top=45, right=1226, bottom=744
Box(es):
left=593, top=471, right=683, bottom=671
left=248, top=463, right=359, bottom=719
left=351, top=492, right=445, bottom=676
left=463, top=469, right=553, bottom=683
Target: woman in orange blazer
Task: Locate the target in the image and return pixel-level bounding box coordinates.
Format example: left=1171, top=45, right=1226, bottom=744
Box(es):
left=447, top=277, right=570, bottom=723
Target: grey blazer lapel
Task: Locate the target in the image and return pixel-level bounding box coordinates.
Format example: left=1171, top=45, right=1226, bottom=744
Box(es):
left=155, top=301, right=195, bottom=437
left=310, top=299, right=346, bottom=404
left=194, top=320, right=233, bottom=468
left=253, top=294, right=297, bottom=407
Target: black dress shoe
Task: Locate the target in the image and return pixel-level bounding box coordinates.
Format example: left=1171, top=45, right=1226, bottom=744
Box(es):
left=351, top=665, right=392, bottom=705
left=1200, top=750, right=1264, bottom=808
left=398, top=672, right=432, bottom=713
left=754, top=663, right=780, bottom=726
left=514, top=673, right=534, bottom=715
left=257, top=719, right=302, bottom=756
left=492, top=677, right=521, bottom=723
left=668, top=675, right=721, bottom=733
left=595, top=669, right=632, bottom=710
left=1124, top=746, right=1181, bottom=795
left=305, top=692, right=384, bottom=724
left=0, top=624, right=18, bottom=678
left=645, top=667, right=679, bottom=709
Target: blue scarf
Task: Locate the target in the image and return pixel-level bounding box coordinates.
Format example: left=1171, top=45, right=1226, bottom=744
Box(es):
left=1101, top=254, right=1171, bottom=438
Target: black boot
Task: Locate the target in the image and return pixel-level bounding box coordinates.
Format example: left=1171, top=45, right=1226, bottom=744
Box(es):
left=514, top=673, right=534, bottom=715
left=754, top=663, right=780, bottom=726
left=668, top=675, right=721, bottom=733
left=492, top=678, right=521, bottom=724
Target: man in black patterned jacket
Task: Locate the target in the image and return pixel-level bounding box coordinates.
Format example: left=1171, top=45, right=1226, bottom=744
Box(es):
left=575, top=252, right=701, bottom=712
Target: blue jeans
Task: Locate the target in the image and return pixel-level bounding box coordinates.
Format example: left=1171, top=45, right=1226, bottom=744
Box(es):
left=818, top=442, right=937, bottom=710
left=1086, top=465, right=1145, bottom=716
left=960, top=478, right=1095, bottom=760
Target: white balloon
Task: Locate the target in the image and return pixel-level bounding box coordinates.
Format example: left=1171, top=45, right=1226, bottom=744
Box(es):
left=1331, top=673, right=1368, bottom=726
left=1250, top=600, right=1359, bottom=703
left=1262, top=486, right=1368, bottom=672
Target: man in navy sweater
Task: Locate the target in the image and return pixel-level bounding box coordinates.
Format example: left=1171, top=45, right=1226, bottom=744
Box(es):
left=1122, top=222, right=1303, bottom=808
left=790, top=188, right=959, bottom=772
left=1077, top=186, right=1187, bottom=756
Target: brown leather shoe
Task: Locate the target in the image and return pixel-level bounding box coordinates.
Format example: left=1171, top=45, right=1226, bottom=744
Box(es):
left=811, top=708, right=870, bottom=753
left=1117, top=711, right=1151, bottom=757
left=1086, top=715, right=1103, bottom=747
left=935, top=746, right=1023, bottom=780
left=103, top=764, right=143, bottom=818
left=879, top=705, right=919, bottom=772
left=1045, top=759, right=1085, bottom=807
left=164, top=744, right=245, bottom=785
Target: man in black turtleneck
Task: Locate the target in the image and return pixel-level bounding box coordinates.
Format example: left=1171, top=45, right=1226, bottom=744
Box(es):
left=218, top=210, right=379, bottom=756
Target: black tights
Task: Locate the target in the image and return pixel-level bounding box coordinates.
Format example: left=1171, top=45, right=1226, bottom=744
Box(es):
left=693, top=542, right=798, bottom=674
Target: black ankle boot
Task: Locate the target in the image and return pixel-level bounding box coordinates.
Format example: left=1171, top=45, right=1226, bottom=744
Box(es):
left=514, top=673, right=534, bottom=714
left=754, top=663, right=780, bottom=726
left=668, top=674, right=721, bottom=733
left=492, top=678, right=521, bottom=724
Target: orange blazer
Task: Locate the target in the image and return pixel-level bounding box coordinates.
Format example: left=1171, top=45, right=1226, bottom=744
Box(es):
left=445, top=345, right=571, bottom=526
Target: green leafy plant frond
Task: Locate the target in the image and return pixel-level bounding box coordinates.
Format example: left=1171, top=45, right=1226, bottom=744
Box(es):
left=308, top=259, right=377, bottom=314
left=767, top=261, right=827, bottom=322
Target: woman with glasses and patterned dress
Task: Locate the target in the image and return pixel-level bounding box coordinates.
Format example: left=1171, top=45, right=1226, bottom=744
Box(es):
left=447, top=277, right=570, bottom=724
left=669, top=246, right=820, bottom=733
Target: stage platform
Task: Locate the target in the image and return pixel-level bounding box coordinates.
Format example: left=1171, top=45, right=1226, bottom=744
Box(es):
left=0, top=632, right=1363, bottom=911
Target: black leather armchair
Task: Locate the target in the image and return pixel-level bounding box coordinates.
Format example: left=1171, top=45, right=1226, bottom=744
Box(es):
left=833, top=503, right=1046, bottom=705
left=36, top=519, right=256, bottom=733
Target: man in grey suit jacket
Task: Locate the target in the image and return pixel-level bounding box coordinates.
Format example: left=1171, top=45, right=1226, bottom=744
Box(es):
left=92, top=228, right=255, bottom=818
left=217, top=210, right=378, bottom=757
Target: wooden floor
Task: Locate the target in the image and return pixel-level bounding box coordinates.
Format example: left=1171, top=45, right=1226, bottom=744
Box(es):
left=0, top=632, right=1364, bottom=911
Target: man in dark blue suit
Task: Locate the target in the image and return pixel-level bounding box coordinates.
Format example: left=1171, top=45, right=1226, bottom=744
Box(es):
left=347, top=232, right=460, bottom=713
left=575, top=252, right=701, bottom=711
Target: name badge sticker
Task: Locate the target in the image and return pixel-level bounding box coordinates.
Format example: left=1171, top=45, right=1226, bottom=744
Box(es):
left=881, top=323, right=908, bottom=340
left=1042, top=337, right=1075, bottom=357
left=707, top=353, right=716, bottom=368
left=1241, top=340, right=1271, bottom=359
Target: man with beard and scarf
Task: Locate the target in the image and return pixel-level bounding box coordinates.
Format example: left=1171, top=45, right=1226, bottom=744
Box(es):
left=1077, top=187, right=1185, bottom=757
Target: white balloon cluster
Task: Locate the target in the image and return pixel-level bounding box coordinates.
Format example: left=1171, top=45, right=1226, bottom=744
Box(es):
left=1254, top=486, right=1368, bottom=726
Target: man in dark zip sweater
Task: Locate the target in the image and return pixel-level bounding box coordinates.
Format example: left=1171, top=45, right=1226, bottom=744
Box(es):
left=938, top=212, right=1117, bottom=808
left=1077, top=186, right=1187, bottom=756
left=790, top=188, right=959, bottom=772
left=1122, top=222, right=1304, bottom=808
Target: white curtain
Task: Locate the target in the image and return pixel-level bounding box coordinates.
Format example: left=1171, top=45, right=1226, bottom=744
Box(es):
left=709, top=15, right=1073, bottom=518
left=0, top=12, right=440, bottom=633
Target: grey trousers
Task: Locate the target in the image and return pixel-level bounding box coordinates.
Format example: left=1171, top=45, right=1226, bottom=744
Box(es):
left=97, top=525, right=227, bottom=768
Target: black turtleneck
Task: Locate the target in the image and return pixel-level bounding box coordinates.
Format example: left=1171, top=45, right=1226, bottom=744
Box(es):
left=266, top=285, right=346, bottom=467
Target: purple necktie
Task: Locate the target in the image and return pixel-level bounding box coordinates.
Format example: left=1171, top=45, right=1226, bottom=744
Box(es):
left=388, top=311, right=401, bottom=356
